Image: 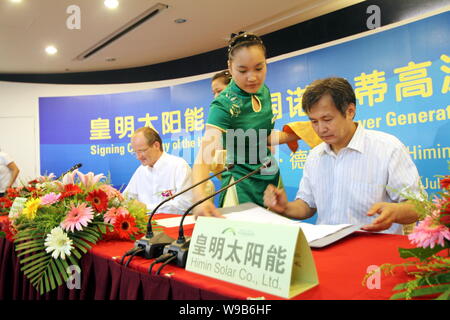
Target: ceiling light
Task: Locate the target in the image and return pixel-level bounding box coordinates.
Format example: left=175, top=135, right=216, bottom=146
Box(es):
left=104, top=0, right=119, bottom=9
left=75, top=3, right=168, bottom=60
left=174, top=18, right=187, bottom=24
left=45, top=46, right=58, bottom=55
left=10, top=0, right=23, bottom=3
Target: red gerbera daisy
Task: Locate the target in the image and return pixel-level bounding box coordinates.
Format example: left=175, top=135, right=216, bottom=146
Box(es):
left=0, top=197, right=13, bottom=215
left=61, top=184, right=83, bottom=199
left=86, top=189, right=109, bottom=213
left=25, top=186, right=38, bottom=196
left=28, top=179, right=39, bottom=186
left=0, top=219, right=16, bottom=240
left=6, top=188, right=20, bottom=198
left=113, top=213, right=138, bottom=240
left=0, top=197, right=13, bottom=208
left=440, top=176, right=450, bottom=190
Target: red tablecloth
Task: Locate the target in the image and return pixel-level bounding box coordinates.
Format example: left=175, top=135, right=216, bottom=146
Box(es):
left=0, top=214, right=414, bottom=300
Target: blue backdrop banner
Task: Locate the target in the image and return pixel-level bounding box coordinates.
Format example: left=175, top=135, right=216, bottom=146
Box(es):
left=40, top=11, right=450, bottom=221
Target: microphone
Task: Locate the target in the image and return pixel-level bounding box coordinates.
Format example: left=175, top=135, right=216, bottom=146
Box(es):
left=162, top=159, right=272, bottom=268
left=130, top=163, right=235, bottom=260
left=57, top=163, right=82, bottom=180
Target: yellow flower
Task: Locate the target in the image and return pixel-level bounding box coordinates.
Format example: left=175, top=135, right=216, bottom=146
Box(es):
left=22, top=198, right=41, bottom=220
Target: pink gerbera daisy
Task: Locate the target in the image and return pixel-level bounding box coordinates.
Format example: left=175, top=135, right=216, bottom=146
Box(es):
left=104, top=207, right=129, bottom=224
left=40, top=192, right=61, bottom=205
left=61, top=203, right=94, bottom=232
left=98, top=184, right=124, bottom=201
left=408, top=215, right=450, bottom=249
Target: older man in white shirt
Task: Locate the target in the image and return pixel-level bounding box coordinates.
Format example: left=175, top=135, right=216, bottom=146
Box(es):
left=264, top=77, right=424, bottom=234
left=124, top=127, right=193, bottom=214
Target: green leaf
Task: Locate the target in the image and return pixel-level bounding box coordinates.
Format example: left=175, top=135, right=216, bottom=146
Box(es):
left=436, top=288, right=450, bottom=300
left=70, top=247, right=82, bottom=260
left=15, top=240, right=45, bottom=251
left=391, top=284, right=450, bottom=299
left=393, top=272, right=450, bottom=291
left=95, top=223, right=107, bottom=234
left=17, top=246, right=45, bottom=257
left=79, top=226, right=102, bottom=238
left=60, top=257, right=71, bottom=274
left=27, top=264, right=48, bottom=280
left=81, top=228, right=102, bottom=239
left=72, top=232, right=97, bottom=244
left=47, top=269, right=56, bottom=291
left=20, top=250, right=48, bottom=264
left=67, top=253, right=79, bottom=267
left=14, top=233, right=41, bottom=242
left=399, top=245, right=445, bottom=261
left=21, top=255, right=50, bottom=272
left=49, top=260, right=63, bottom=287
left=71, top=237, right=89, bottom=253
left=0, top=231, right=5, bottom=238
left=44, top=272, right=50, bottom=294
left=54, top=259, right=69, bottom=282
left=39, top=280, right=44, bottom=295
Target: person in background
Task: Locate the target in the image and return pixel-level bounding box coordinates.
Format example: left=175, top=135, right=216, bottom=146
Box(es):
left=124, top=127, right=193, bottom=214
left=0, top=150, right=20, bottom=197
left=264, top=77, right=423, bottom=234
left=211, top=70, right=232, bottom=98
left=204, top=70, right=233, bottom=196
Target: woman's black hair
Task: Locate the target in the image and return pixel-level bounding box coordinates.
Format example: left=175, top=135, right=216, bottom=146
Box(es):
left=212, top=70, right=232, bottom=84
left=227, top=31, right=266, bottom=60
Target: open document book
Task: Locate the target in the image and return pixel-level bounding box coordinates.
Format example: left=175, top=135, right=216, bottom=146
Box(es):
left=156, top=203, right=362, bottom=248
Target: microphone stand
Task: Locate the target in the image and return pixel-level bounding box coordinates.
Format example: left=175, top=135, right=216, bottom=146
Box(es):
left=131, top=164, right=235, bottom=260
left=162, top=160, right=272, bottom=268
left=57, top=163, right=82, bottom=180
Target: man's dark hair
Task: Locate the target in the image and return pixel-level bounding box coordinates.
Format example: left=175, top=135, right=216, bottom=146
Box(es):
left=302, top=77, right=356, bottom=117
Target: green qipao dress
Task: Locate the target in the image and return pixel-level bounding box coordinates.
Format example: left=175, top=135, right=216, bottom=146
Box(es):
left=206, top=79, right=281, bottom=207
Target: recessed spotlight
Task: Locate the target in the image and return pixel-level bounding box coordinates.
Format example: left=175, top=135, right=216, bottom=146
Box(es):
left=45, top=46, right=58, bottom=55
left=10, top=0, right=22, bottom=3
left=104, top=0, right=119, bottom=9
left=174, top=18, right=187, bottom=24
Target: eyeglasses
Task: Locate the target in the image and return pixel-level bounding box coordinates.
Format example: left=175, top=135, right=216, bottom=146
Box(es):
left=130, top=146, right=150, bottom=156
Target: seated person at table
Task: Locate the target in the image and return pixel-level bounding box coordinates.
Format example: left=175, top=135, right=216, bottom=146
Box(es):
left=263, top=77, right=424, bottom=234
left=124, top=127, right=193, bottom=214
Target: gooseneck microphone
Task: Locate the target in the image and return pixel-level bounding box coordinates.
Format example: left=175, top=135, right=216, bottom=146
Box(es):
left=162, top=159, right=272, bottom=268
left=57, top=163, right=82, bottom=180
left=145, top=163, right=235, bottom=238
left=122, top=163, right=235, bottom=264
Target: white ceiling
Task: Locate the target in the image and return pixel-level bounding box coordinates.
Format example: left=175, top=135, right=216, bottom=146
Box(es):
left=0, top=0, right=364, bottom=74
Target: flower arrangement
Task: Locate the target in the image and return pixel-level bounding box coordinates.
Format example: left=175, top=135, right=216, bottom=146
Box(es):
left=0, top=170, right=160, bottom=295
left=364, top=172, right=450, bottom=300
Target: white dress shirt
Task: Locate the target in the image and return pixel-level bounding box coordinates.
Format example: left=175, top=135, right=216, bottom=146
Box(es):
left=123, top=152, right=193, bottom=214
left=296, top=124, right=424, bottom=234
left=0, top=152, right=13, bottom=193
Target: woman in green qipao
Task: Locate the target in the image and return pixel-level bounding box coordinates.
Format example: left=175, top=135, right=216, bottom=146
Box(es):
left=192, top=32, right=299, bottom=217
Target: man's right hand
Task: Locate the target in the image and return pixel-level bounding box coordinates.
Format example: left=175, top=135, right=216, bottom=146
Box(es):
left=192, top=201, right=224, bottom=219
left=263, top=184, right=288, bottom=214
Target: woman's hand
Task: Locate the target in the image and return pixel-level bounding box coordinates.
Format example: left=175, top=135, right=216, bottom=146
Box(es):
left=192, top=201, right=224, bottom=219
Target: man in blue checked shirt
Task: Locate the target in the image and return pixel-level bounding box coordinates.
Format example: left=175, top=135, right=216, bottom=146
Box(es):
left=264, top=77, right=424, bottom=234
